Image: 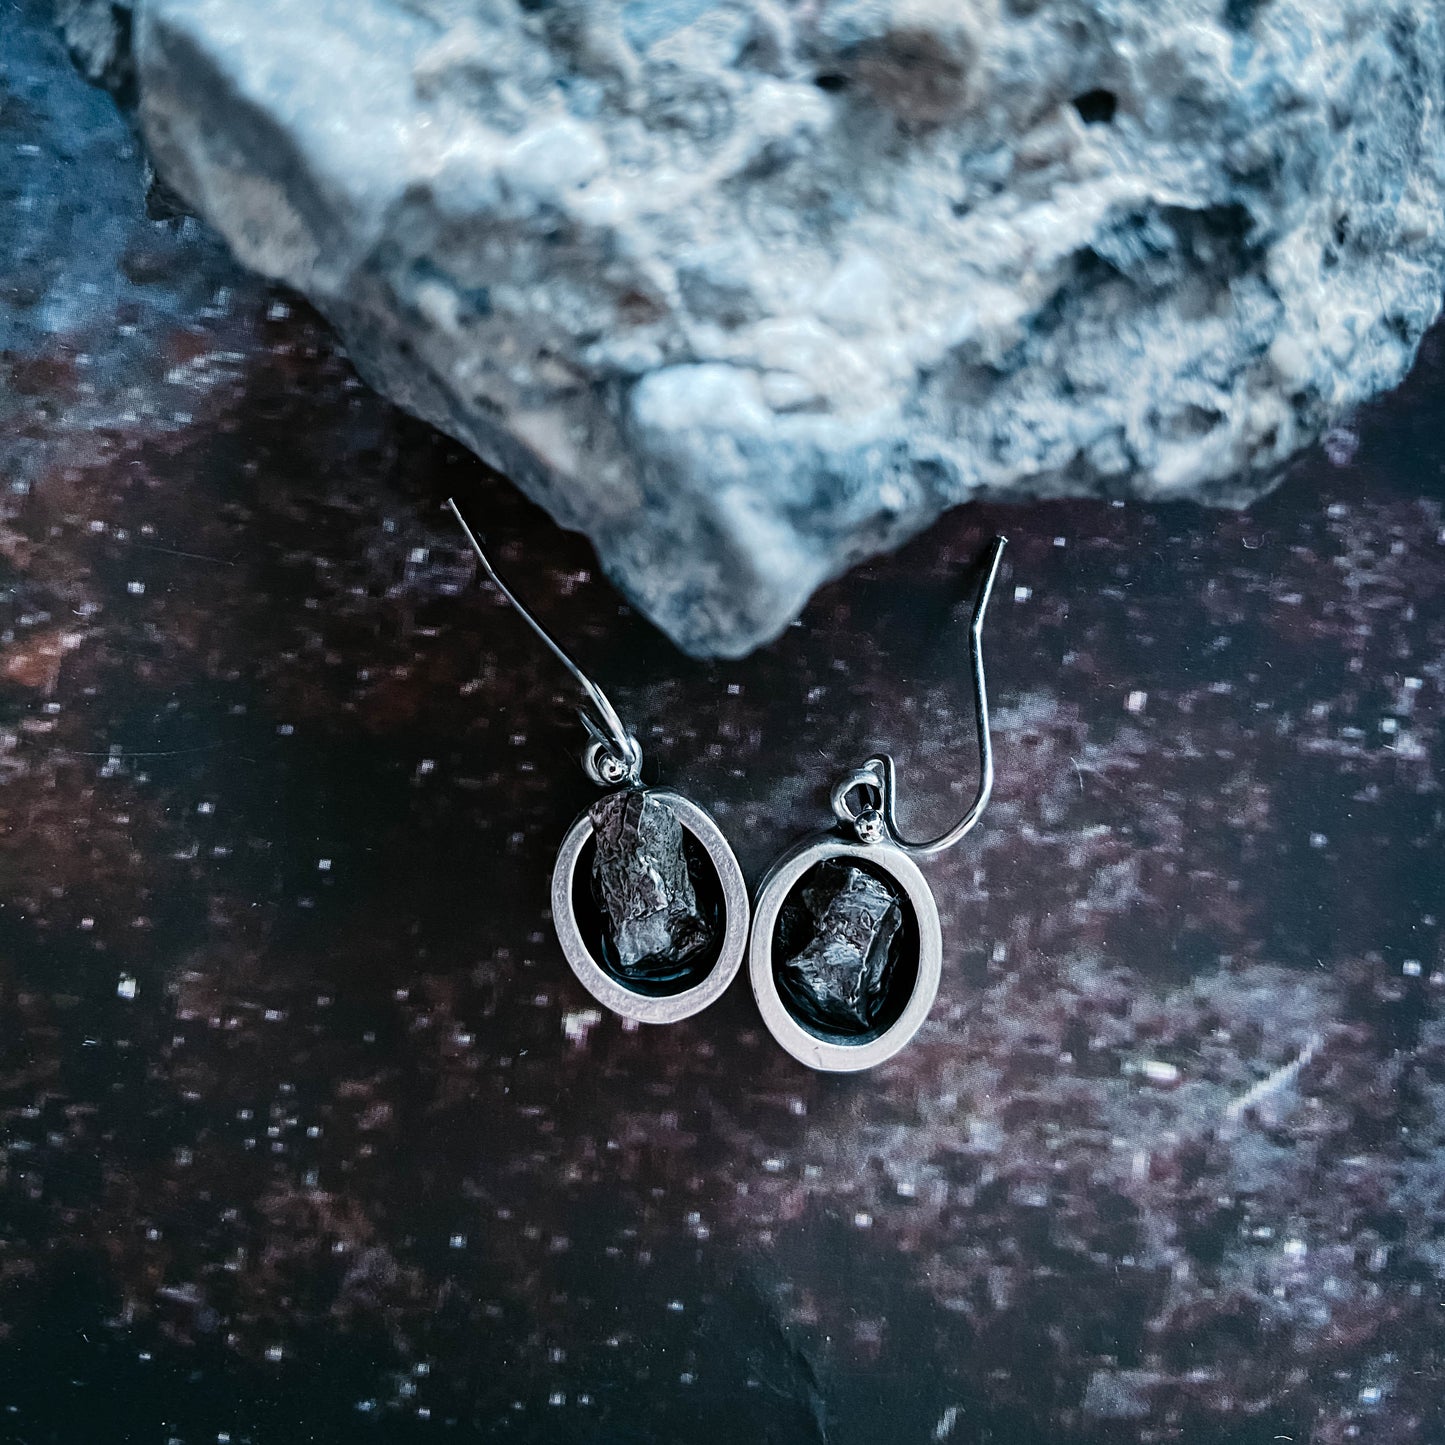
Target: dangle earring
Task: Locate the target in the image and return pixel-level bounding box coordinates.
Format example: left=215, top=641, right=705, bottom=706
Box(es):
left=748, top=538, right=1008, bottom=1073
left=447, top=500, right=750, bottom=1025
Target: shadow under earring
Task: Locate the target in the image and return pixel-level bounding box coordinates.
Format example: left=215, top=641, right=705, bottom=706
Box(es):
left=447, top=500, right=749, bottom=1025
left=748, top=537, right=1008, bottom=1073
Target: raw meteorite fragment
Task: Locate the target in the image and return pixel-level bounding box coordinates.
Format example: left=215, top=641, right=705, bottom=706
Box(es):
left=778, top=862, right=903, bottom=1035
left=588, top=790, right=713, bottom=985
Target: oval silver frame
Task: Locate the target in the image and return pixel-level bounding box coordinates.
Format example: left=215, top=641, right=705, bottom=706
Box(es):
left=749, top=833, right=943, bottom=1073
left=551, top=788, right=749, bottom=1025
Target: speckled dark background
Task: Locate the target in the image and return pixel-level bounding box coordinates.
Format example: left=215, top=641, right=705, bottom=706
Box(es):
left=3, top=6, right=1444, bottom=1444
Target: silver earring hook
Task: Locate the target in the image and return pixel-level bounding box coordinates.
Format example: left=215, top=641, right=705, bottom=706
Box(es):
left=446, top=498, right=643, bottom=787
left=831, top=536, right=1007, bottom=857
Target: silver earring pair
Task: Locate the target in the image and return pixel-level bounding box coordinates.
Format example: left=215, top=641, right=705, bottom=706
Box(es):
left=447, top=500, right=1005, bottom=1073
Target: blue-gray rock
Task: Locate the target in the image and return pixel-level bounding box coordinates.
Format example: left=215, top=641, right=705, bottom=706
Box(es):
left=78, top=0, right=1445, bottom=654
left=3, top=0, right=256, bottom=502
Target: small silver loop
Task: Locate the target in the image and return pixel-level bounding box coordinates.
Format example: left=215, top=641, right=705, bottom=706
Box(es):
left=582, top=728, right=644, bottom=788
left=830, top=764, right=886, bottom=830
left=839, top=536, right=1007, bottom=859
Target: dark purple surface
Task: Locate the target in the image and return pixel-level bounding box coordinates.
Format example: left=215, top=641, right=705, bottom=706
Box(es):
left=2, top=6, right=1444, bottom=1443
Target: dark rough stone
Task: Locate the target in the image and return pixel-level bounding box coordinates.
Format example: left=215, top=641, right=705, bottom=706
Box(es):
left=588, top=789, right=713, bottom=984
left=778, top=861, right=903, bottom=1035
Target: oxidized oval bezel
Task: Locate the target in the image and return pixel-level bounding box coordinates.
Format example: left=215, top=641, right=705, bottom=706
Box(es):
left=551, top=788, right=750, bottom=1025
left=749, top=832, right=943, bottom=1073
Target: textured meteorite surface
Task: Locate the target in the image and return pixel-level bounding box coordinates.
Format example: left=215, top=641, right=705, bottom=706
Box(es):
left=6, top=6, right=1445, bottom=1443
left=60, top=0, right=1445, bottom=653
left=777, top=860, right=903, bottom=1036
left=587, top=789, right=713, bottom=984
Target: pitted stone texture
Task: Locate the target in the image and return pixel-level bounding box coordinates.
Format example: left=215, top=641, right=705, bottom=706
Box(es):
left=778, top=861, right=903, bottom=1035
left=114, top=0, right=1445, bottom=653
left=588, top=789, right=712, bottom=984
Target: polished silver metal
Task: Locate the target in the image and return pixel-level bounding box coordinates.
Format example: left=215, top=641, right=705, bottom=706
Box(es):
left=447, top=498, right=642, bottom=786
left=748, top=833, right=942, bottom=1072
left=830, top=536, right=1006, bottom=857
left=553, top=789, right=749, bottom=1024
left=448, top=498, right=748, bottom=1023
left=750, top=535, right=1008, bottom=1072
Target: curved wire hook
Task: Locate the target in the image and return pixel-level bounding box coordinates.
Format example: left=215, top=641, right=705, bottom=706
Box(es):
left=446, top=499, right=642, bottom=786
left=831, top=536, right=1007, bottom=858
